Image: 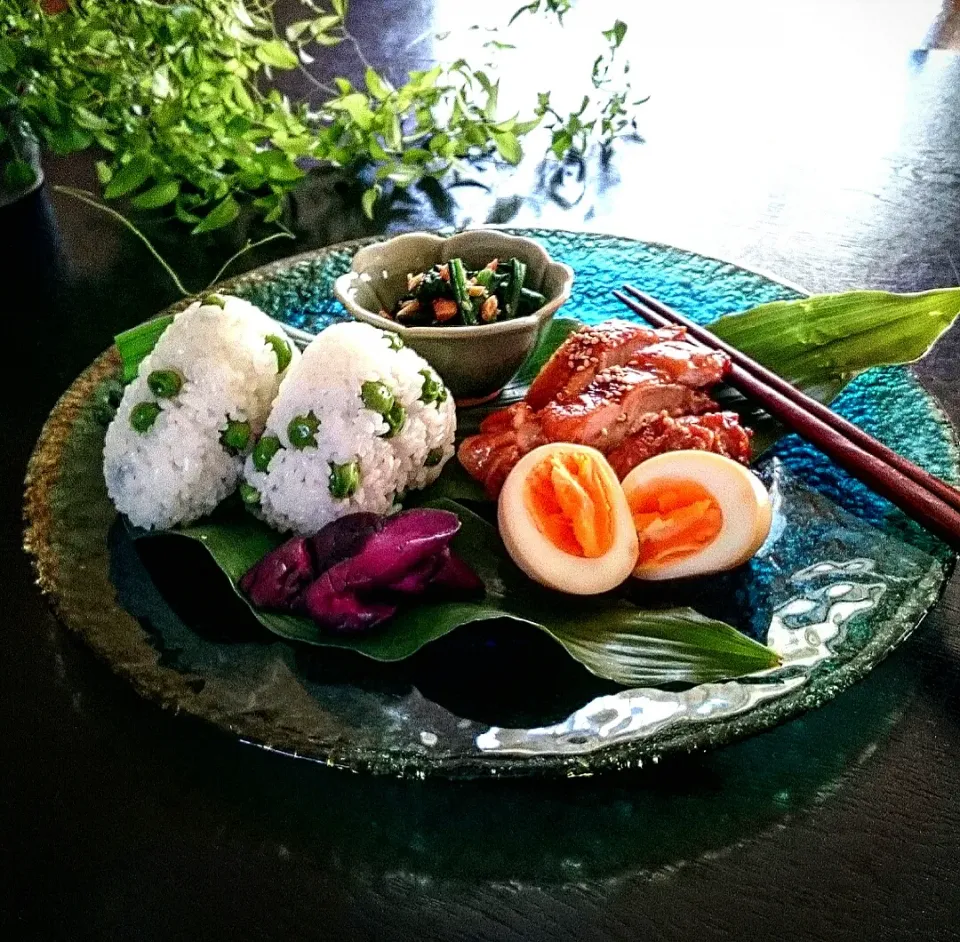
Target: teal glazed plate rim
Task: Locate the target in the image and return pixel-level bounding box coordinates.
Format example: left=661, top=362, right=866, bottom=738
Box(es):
left=23, top=228, right=960, bottom=779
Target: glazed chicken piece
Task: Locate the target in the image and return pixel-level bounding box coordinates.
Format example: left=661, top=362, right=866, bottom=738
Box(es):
left=605, top=412, right=752, bottom=479
left=458, top=319, right=750, bottom=498
left=626, top=340, right=730, bottom=388
left=538, top=366, right=716, bottom=452
left=458, top=403, right=548, bottom=498
left=526, top=320, right=686, bottom=410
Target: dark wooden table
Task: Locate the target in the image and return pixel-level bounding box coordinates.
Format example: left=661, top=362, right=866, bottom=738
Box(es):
left=5, top=3, right=960, bottom=939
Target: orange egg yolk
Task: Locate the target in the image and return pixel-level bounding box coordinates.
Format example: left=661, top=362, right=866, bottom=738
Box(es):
left=524, top=452, right=615, bottom=558
left=628, top=479, right=723, bottom=566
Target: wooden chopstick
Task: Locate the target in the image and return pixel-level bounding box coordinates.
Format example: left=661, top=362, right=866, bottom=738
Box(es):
left=621, top=284, right=960, bottom=514
left=613, top=287, right=960, bottom=548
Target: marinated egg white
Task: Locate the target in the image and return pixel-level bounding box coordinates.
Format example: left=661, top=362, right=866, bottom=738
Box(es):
left=498, top=443, right=639, bottom=594
left=621, top=451, right=771, bottom=581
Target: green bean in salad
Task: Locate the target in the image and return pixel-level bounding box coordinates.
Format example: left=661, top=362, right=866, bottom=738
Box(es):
left=386, top=257, right=546, bottom=327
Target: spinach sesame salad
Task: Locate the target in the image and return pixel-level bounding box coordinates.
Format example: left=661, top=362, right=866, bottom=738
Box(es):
left=386, top=258, right=548, bottom=326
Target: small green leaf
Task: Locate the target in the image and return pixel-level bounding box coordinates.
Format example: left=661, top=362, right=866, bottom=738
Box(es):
left=401, top=147, right=432, bottom=165
left=386, top=112, right=402, bottom=149
left=174, top=198, right=202, bottom=226
left=4, top=160, right=37, bottom=191
left=361, top=185, right=380, bottom=219
left=95, top=161, right=112, bottom=185
left=285, top=19, right=312, bottom=41
left=151, top=66, right=171, bottom=99
left=493, top=131, right=522, bottom=164
left=332, top=0, right=347, bottom=15
left=550, top=129, right=573, bottom=158
left=73, top=106, right=108, bottom=130
left=255, top=40, right=299, bottom=70
left=231, top=77, right=254, bottom=111
left=603, top=19, right=628, bottom=48
left=44, top=126, right=93, bottom=156
left=386, top=163, right=421, bottom=186
left=257, top=150, right=303, bottom=183
left=131, top=180, right=181, bottom=210
left=192, top=196, right=241, bottom=233
left=104, top=154, right=152, bottom=199
left=0, top=42, right=16, bottom=72
left=365, top=67, right=392, bottom=100
left=327, top=92, right=374, bottom=130
left=233, top=2, right=257, bottom=29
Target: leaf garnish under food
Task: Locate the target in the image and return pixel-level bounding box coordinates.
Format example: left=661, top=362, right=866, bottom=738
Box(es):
left=136, top=500, right=779, bottom=686
left=709, top=288, right=960, bottom=452
left=115, top=315, right=174, bottom=382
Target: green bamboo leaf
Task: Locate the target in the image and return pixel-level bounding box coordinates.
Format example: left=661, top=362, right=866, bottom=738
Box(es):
left=131, top=180, right=180, bottom=210
left=192, top=196, right=241, bottom=233
left=545, top=610, right=778, bottom=686
left=115, top=315, right=175, bottom=382
left=708, top=289, right=960, bottom=451
left=711, top=289, right=960, bottom=390
left=143, top=500, right=777, bottom=684
left=104, top=154, right=152, bottom=199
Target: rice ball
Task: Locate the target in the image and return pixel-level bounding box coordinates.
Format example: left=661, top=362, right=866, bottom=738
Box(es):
left=103, top=295, right=299, bottom=530
left=244, top=322, right=456, bottom=534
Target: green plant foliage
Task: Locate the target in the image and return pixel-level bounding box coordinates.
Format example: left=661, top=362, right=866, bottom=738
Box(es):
left=0, top=0, right=644, bottom=225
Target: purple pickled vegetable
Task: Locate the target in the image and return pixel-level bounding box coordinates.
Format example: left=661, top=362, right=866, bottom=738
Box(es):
left=301, top=583, right=398, bottom=634
left=309, top=512, right=384, bottom=572
left=334, top=508, right=461, bottom=588
left=239, top=537, right=314, bottom=610
left=240, top=508, right=483, bottom=635
left=385, top=552, right=447, bottom=594
left=301, top=509, right=460, bottom=632
left=239, top=513, right=384, bottom=610
left=430, top=549, right=485, bottom=594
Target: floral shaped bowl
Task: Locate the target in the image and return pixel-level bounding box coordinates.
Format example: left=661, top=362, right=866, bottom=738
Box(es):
left=333, top=230, right=575, bottom=403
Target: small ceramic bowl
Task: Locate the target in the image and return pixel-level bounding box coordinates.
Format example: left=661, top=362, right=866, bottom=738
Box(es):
left=333, top=230, right=575, bottom=403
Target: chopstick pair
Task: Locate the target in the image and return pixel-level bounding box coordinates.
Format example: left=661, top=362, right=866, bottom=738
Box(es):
left=613, top=284, right=960, bottom=549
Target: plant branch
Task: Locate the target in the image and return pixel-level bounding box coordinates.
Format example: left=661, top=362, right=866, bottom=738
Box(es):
left=206, top=230, right=295, bottom=288
left=53, top=186, right=190, bottom=297
left=296, top=62, right=338, bottom=98
left=341, top=25, right=375, bottom=73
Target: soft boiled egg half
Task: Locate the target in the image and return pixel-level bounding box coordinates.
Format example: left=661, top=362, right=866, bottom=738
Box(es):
left=498, top=443, right=639, bottom=594
left=621, top=451, right=772, bottom=580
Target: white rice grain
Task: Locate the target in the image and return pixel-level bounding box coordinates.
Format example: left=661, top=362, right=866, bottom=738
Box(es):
left=103, top=295, right=298, bottom=530
left=245, top=322, right=456, bottom=534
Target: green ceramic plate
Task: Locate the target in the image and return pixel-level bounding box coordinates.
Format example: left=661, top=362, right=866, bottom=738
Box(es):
left=23, top=229, right=959, bottom=778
